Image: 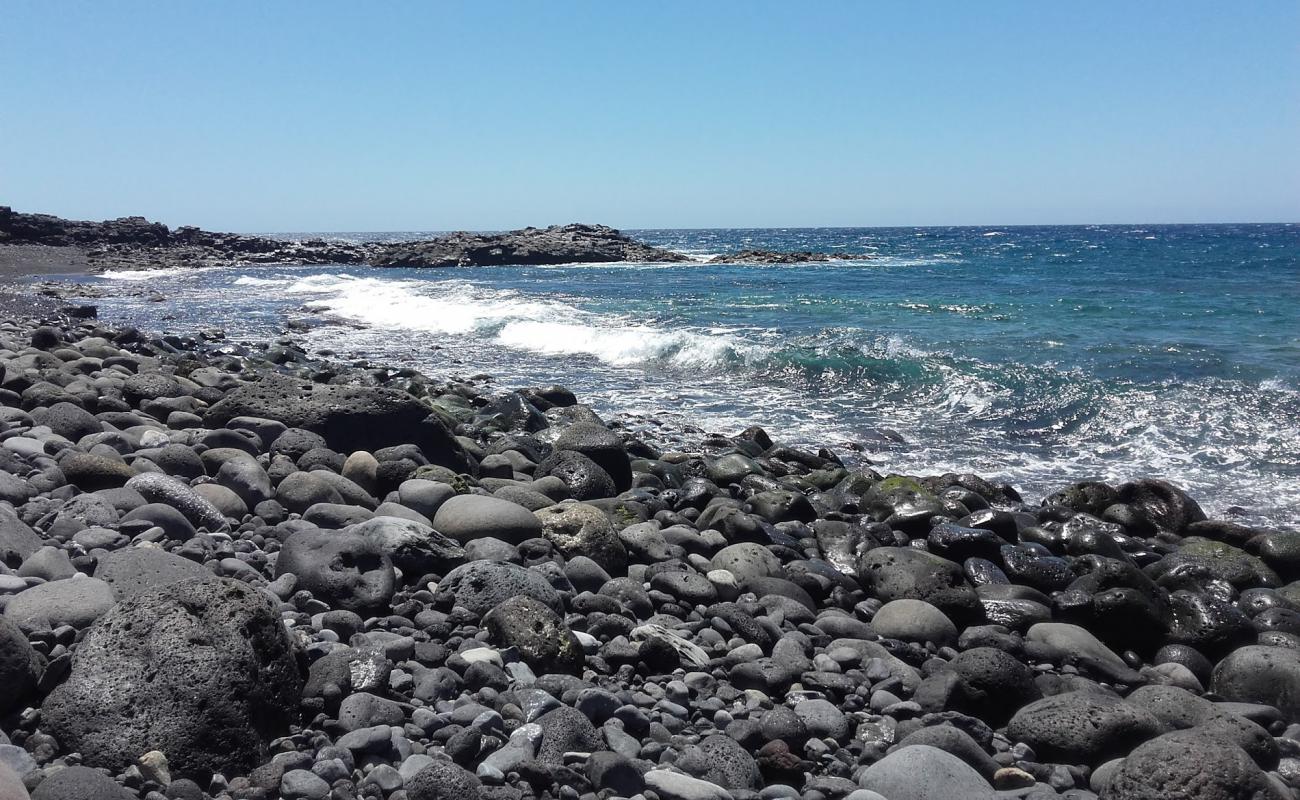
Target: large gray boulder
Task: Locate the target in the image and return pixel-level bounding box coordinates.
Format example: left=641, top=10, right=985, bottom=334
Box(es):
left=204, top=375, right=468, bottom=470
left=42, top=578, right=303, bottom=779
left=0, top=504, right=42, bottom=568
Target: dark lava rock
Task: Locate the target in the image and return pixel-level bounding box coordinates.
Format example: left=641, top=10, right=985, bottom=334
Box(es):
left=1211, top=645, right=1300, bottom=719
left=0, top=614, right=41, bottom=714
left=857, top=547, right=981, bottom=623
left=274, top=529, right=396, bottom=614
left=1006, top=690, right=1162, bottom=764
left=405, top=759, right=483, bottom=800
left=535, top=705, right=603, bottom=765
left=483, top=595, right=584, bottom=674
left=553, top=422, right=632, bottom=493
left=439, top=560, right=563, bottom=616
left=372, top=223, right=687, bottom=269
left=42, top=578, right=303, bottom=779
left=205, top=374, right=468, bottom=469
left=1101, top=731, right=1284, bottom=800
left=535, top=450, right=616, bottom=501
left=1117, top=478, right=1207, bottom=532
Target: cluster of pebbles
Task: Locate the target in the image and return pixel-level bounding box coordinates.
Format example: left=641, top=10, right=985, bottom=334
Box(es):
left=1, top=313, right=1299, bottom=800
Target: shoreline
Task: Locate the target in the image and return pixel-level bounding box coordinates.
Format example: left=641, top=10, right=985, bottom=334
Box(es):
left=0, top=270, right=1296, bottom=798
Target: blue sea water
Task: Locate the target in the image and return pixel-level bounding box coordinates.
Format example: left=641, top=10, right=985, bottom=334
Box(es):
left=85, top=224, right=1300, bottom=526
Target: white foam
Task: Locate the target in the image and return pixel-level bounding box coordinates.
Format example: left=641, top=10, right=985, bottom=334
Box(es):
left=101, top=267, right=193, bottom=281
left=233, top=276, right=289, bottom=287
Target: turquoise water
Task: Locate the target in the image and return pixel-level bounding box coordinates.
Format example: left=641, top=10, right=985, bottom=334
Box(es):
left=88, top=224, right=1300, bottom=525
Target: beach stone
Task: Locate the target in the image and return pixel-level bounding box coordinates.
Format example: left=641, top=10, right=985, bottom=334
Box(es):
left=281, top=768, right=330, bottom=800
left=94, top=546, right=213, bottom=599
left=483, top=595, right=584, bottom=674
left=1117, top=478, right=1207, bottom=532
left=349, top=515, right=465, bottom=576
left=338, top=691, right=406, bottom=731
left=710, top=542, right=783, bottom=586
left=192, top=482, right=247, bottom=518
left=439, top=560, right=562, bottom=616
left=586, top=751, right=645, bottom=796
left=793, top=698, right=849, bottom=740
left=29, top=765, right=129, bottom=800
left=645, top=769, right=733, bottom=800
left=1026, top=621, right=1142, bottom=682
left=535, top=705, right=603, bottom=765
left=42, top=578, right=302, bottom=778
left=871, top=599, right=958, bottom=646
left=0, top=614, right=40, bottom=714
left=690, top=733, right=761, bottom=789
left=1101, top=731, right=1283, bottom=800
left=535, top=450, right=616, bottom=501
left=432, top=494, right=543, bottom=545
left=17, top=545, right=75, bottom=581
left=396, top=479, right=457, bottom=520
left=3, top=576, right=114, bottom=633
left=1007, top=690, right=1162, bottom=764
left=215, top=454, right=274, bottom=507
left=121, top=502, right=196, bottom=540
left=945, top=646, right=1041, bottom=725
left=534, top=502, right=626, bottom=573
left=276, top=470, right=343, bottom=513
left=553, top=422, right=632, bottom=492
left=30, top=401, right=101, bottom=441
left=0, top=762, right=29, bottom=800
left=1211, top=645, right=1300, bottom=720
left=205, top=375, right=469, bottom=469
left=342, top=450, right=379, bottom=493
left=857, top=547, right=980, bottom=622
left=274, top=528, right=396, bottom=614
left=0, top=505, right=43, bottom=567
left=126, top=472, right=228, bottom=531
left=60, top=452, right=136, bottom=490
left=892, top=725, right=1000, bottom=779
left=858, top=745, right=996, bottom=800
left=405, top=759, right=483, bottom=800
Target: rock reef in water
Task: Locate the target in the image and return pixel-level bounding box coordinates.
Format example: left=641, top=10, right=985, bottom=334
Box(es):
left=708, top=249, right=869, bottom=264
left=0, top=206, right=689, bottom=270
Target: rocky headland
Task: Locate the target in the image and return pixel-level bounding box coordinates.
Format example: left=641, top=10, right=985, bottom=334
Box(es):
left=0, top=298, right=1294, bottom=800
left=0, top=207, right=881, bottom=273
left=0, top=208, right=693, bottom=272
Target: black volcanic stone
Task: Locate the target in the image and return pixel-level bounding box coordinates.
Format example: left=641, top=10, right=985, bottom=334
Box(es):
left=41, top=578, right=303, bottom=779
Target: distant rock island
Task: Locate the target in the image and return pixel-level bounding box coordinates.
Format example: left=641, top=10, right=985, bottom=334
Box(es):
left=0, top=206, right=868, bottom=271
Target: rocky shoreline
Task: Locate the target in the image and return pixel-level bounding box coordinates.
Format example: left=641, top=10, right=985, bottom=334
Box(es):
left=0, top=301, right=1294, bottom=800
left=0, top=207, right=880, bottom=273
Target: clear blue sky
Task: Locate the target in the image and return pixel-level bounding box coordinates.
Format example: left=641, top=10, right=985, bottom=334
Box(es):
left=2, top=2, right=1297, bottom=231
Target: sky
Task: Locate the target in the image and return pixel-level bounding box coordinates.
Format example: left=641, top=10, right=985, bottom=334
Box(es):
left=1, top=2, right=1297, bottom=231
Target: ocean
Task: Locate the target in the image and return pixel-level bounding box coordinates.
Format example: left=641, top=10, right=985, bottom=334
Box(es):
left=86, top=223, right=1299, bottom=527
